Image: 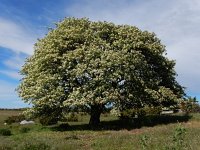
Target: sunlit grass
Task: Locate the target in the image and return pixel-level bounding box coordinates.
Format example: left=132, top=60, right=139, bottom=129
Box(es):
left=0, top=110, right=200, bottom=149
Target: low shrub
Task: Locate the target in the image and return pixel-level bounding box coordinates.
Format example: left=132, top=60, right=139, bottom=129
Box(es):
left=102, top=113, right=109, bottom=117
left=79, top=112, right=87, bottom=116
left=63, top=112, right=78, bottom=122
left=39, top=116, right=58, bottom=125
left=0, top=128, right=11, bottom=136
left=180, top=97, right=200, bottom=113
left=120, top=107, right=161, bottom=119
left=144, top=106, right=162, bottom=115
left=120, top=108, right=146, bottom=119
left=4, top=114, right=26, bottom=125
left=120, top=109, right=136, bottom=119
left=181, top=102, right=200, bottom=113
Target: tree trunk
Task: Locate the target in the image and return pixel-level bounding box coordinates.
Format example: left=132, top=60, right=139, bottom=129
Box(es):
left=89, top=104, right=103, bottom=126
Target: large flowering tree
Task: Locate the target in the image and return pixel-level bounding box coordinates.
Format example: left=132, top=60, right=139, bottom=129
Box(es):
left=18, top=18, right=184, bottom=126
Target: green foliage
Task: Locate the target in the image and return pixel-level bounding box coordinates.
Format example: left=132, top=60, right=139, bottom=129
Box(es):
left=39, top=116, right=58, bottom=125
left=165, top=124, right=187, bottom=150
left=19, top=127, right=31, bottom=133
left=140, top=135, right=150, bottom=150
left=180, top=96, right=200, bottom=113
left=120, top=106, right=162, bottom=119
left=144, top=106, right=162, bottom=115
left=120, top=108, right=145, bottom=119
left=172, top=125, right=186, bottom=149
left=62, top=112, right=79, bottom=122
left=4, top=114, right=25, bottom=125
left=0, top=128, right=11, bottom=136
left=139, top=125, right=187, bottom=150
left=17, top=18, right=185, bottom=125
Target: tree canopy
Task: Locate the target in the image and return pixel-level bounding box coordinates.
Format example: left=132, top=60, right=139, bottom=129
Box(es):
left=18, top=18, right=184, bottom=126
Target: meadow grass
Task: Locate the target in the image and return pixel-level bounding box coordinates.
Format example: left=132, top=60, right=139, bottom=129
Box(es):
left=0, top=110, right=200, bottom=150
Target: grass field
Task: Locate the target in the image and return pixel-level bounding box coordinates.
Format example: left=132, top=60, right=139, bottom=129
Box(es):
left=0, top=110, right=200, bottom=150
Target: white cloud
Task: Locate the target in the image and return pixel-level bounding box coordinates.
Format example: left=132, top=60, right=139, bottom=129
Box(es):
left=0, top=17, right=37, bottom=55
left=0, top=80, right=16, bottom=96
left=0, top=80, right=28, bottom=108
left=0, top=52, right=25, bottom=80
left=0, top=18, right=34, bottom=81
left=0, top=70, right=21, bottom=80
left=3, top=54, right=25, bottom=70
left=167, top=38, right=200, bottom=94
left=66, top=0, right=200, bottom=95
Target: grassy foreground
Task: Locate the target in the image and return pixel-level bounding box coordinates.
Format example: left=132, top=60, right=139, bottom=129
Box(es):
left=0, top=110, right=200, bottom=150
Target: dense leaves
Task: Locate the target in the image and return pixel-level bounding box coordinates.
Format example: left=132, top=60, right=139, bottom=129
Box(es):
left=17, top=18, right=184, bottom=125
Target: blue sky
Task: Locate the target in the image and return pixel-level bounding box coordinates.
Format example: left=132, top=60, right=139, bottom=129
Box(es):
left=0, top=0, right=200, bottom=108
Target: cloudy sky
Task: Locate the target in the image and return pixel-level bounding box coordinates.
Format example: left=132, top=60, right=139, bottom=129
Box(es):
left=0, top=0, right=199, bottom=108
